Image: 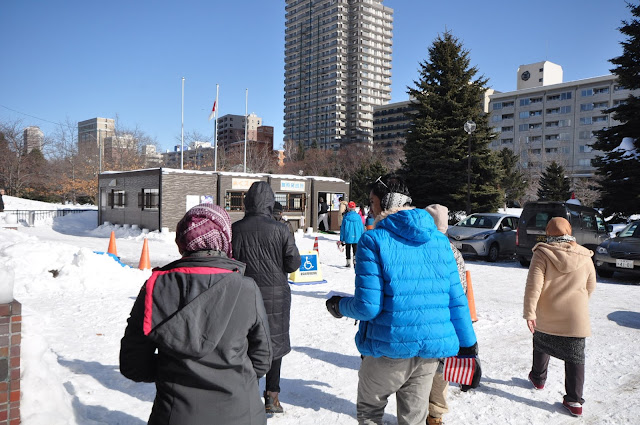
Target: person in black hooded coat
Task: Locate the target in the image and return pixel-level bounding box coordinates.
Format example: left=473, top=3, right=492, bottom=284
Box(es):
left=232, top=181, right=301, bottom=414
left=120, top=203, right=272, bottom=425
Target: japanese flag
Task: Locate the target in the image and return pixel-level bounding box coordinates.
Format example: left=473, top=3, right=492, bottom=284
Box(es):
left=208, top=101, right=217, bottom=121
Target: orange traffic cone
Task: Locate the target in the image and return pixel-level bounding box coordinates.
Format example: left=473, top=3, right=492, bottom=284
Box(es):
left=107, top=231, right=118, bottom=256
left=313, top=236, right=319, bottom=254
left=138, top=238, right=151, bottom=270
left=466, top=270, right=478, bottom=322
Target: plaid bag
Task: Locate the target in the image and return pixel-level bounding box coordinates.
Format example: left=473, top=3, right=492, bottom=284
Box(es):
left=443, top=356, right=476, bottom=386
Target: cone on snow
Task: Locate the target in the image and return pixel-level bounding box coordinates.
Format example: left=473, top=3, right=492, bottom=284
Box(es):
left=138, top=238, right=151, bottom=270
left=107, top=231, right=118, bottom=256
left=313, top=236, right=319, bottom=254
left=466, top=270, right=478, bottom=322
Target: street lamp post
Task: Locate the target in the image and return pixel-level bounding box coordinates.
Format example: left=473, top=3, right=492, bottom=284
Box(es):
left=464, top=120, right=476, bottom=215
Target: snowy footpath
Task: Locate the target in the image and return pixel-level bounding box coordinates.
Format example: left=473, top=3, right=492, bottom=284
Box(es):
left=0, top=196, right=639, bottom=424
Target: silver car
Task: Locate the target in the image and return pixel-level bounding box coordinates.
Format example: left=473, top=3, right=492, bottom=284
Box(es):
left=447, top=213, right=520, bottom=262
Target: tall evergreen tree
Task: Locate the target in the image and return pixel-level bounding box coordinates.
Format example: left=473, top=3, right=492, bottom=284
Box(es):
left=537, top=161, right=571, bottom=201
left=350, top=160, right=387, bottom=207
left=403, top=31, right=502, bottom=212
left=592, top=2, right=640, bottom=218
left=497, top=148, right=527, bottom=206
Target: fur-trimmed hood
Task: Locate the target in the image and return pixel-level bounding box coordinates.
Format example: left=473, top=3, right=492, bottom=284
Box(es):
left=374, top=206, right=439, bottom=244
left=532, top=242, right=594, bottom=274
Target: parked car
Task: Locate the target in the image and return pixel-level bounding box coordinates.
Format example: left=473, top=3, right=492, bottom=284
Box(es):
left=447, top=213, right=519, bottom=262
left=516, top=201, right=609, bottom=267
left=595, top=221, right=640, bottom=278
left=607, top=222, right=629, bottom=239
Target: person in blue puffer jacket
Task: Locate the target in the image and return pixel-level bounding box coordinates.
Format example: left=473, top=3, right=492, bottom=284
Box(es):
left=340, top=201, right=365, bottom=268
left=326, top=174, right=478, bottom=425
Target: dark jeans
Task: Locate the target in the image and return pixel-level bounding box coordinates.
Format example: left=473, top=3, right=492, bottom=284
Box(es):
left=346, top=243, right=358, bottom=260
left=266, top=357, right=283, bottom=393
left=530, top=349, right=585, bottom=404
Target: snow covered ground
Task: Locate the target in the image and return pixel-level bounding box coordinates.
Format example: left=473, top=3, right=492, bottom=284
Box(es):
left=0, top=195, right=639, bottom=424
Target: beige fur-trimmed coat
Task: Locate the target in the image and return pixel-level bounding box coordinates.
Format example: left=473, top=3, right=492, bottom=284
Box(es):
left=523, top=242, right=596, bottom=337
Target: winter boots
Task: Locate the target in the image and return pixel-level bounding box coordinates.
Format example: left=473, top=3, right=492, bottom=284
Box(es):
left=264, top=391, right=284, bottom=415
left=346, top=259, right=352, bottom=267
left=427, top=415, right=443, bottom=425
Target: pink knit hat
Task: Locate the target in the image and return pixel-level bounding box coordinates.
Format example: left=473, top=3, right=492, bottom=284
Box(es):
left=175, top=203, right=233, bottom=256
left=425, top=204, right=449, bottom=234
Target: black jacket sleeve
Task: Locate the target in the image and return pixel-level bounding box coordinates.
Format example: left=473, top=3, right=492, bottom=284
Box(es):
left=282, top=227, right=301, bottom=273
left=119, top=284, right=158, bottom=382
left=247, top=282, right=273, bottom=378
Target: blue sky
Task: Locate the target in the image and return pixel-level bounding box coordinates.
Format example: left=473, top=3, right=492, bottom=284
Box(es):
left=0, top=1, right=632, bottom=153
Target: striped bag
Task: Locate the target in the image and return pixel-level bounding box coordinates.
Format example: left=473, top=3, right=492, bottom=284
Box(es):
left=443, top=356, right=476, bottom=386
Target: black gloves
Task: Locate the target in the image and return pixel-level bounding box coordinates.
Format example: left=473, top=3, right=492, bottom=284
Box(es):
left=461, top=357, right=482, bottom=391
left=458, top=342, right=478, bottom=357
left=326, top=296, right=343, bottom=318
left=458, top=342, right=481, bottom=391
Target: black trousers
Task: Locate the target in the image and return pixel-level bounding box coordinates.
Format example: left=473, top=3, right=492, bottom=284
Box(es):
left=346, top=243, right=358, bottom=260
left=530, top=349, right=585, bottom=404
left=265, top=357, right=283, bottom=393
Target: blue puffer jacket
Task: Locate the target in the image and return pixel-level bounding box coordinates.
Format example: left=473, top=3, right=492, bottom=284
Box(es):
left=340, top=211, right=365, bottom=244
left=339, top=207, right=476, bottom=359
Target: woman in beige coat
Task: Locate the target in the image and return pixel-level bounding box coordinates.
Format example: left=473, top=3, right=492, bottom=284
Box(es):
left=523, top=217, right=596, bottom=417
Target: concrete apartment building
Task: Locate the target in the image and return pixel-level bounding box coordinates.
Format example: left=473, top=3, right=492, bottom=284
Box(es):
left=102, top=133, right=138, bottom=165
left=140, top=145, right=164, bottom=167
left=217, top=113, right=262, bottom=150
left=284, top=0, right=393, bottom=151
left=77, top=117, right=115, bottom=159
left=22, top=126, right=43, bottom=153
left=488, top=61, right=639, bottom=179
left=162, top=142, right=215, bottom=169
left=372, top=99, right=413, bottom=162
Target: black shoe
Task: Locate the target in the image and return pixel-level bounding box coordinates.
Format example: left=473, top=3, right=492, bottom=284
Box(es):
left=264, top=391, right=284, bottom=414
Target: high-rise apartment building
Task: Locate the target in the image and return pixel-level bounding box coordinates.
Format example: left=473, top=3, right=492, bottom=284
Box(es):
left=77, top=117, right=115, bottom=158
left=488, top=62, right=640, bottom=179
left=284, top=0, right=393, bottom=151
left=22, top=126, right=43, bottom=153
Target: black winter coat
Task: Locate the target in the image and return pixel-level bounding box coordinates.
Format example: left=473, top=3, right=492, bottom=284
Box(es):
left=232, top=181, right=301, bottom=359
left=120, top=253, right=272, bottom=425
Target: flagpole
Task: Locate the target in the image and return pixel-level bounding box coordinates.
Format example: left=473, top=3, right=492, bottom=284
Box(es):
left=181, top=77, right=185, bottom=170
left=244, top=88, right=248, bottom=173
left=214, top=84, right=219, bottom=172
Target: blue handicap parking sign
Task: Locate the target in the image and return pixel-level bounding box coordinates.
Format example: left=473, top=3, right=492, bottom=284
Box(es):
left=300, top=254, right=318, bottom=271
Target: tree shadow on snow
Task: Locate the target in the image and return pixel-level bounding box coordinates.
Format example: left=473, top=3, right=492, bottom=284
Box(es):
left=607, top=310, right=640, bottom=329
left=473, top=376, right=559, bottom=414
left=58, top=357, right=156, bottom=403
left=278, top=377, right=359, bottom=418
left=292, top=346, right=360, bottom=370
left=64, top=381, right=147, bottom=425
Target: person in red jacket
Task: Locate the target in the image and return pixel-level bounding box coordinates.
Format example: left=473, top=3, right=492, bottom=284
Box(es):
left=120, top=203, right=272, bottom=425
